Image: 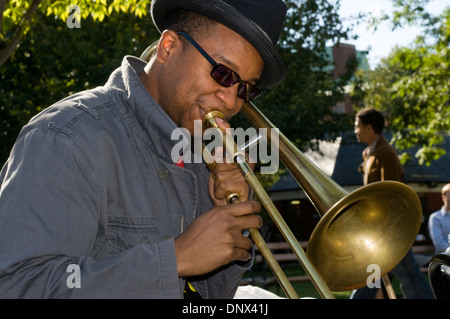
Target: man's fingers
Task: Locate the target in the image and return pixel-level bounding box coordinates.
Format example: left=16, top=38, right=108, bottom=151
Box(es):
left=233, top=248, right=252, bottom=262
left=226, top=200, right=261, bottom=218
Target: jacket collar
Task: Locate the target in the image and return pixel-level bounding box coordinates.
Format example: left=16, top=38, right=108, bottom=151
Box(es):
left=105, top=56, right=188, bottom=164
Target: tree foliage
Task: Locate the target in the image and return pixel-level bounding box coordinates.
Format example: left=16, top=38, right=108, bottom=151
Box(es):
left=351, top=2, right=450, bottom=166
left=0, top=0, right=152, bottom=66
left=0, top=1, right=157, bottom=162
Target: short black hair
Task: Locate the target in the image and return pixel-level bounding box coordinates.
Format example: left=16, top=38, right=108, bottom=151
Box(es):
left=163, top=9, right=217, bottom=39
left=356, top=108, right=385, bottom=134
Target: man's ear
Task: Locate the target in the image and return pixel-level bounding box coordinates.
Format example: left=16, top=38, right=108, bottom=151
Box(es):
left=156, top=30, right=180, bottom=65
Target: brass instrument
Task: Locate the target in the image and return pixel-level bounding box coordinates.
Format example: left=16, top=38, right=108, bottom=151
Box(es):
left=204, top=103, right=422, bottom=298
left=140, top=44, right=423, bottom=298
left=202, top=111, right=305, bottom=299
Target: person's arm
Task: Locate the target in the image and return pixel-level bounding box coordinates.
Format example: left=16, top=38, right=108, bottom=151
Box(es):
left=0, top=126, right=180, bottom=298
left=378, top=148, right=404, bottom=182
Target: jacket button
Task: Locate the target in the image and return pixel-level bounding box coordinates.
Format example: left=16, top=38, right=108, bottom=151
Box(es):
left=158, top=168, right=170, bottom=179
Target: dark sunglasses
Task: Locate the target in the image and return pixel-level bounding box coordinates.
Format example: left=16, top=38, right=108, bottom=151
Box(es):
left=177, top=31, right=262, bottom=101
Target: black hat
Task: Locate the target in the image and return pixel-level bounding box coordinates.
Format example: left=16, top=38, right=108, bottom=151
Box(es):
left=151, top=0, right=287, bottom=88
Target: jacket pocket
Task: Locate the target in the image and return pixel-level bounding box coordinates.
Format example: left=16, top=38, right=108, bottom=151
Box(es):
left=106, top=216, right=161, bottom=254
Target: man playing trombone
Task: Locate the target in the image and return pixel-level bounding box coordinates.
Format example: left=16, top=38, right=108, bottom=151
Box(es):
left=0, top=0, right=287, bottom=298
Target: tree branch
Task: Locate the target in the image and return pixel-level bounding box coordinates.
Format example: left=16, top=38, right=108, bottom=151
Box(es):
left=0, top=0, right=42, bottom=66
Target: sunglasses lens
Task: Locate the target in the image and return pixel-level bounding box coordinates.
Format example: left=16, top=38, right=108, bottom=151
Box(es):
left=249, top=86, right=262, bottom=100
left=237, top=84, right=261, bottom=101
left=212, top=64, right=262, bottom=101
left=211, top=65, right=238, bottom=87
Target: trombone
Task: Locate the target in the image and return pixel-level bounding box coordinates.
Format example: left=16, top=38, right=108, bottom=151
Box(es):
left=203, top=103, right=422, bottom=299
left=141, top=45, right=423, bottom=299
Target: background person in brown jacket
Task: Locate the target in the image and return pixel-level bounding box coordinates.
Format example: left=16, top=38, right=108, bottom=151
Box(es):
left=351, top=108, right=434, bottom=299
left=355, top=110, right=404, bottom=185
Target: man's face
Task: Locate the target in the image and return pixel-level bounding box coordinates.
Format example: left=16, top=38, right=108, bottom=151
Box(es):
left=354, top=117, right=371, bottom=144
left=156, top=24, right=264, bottom=135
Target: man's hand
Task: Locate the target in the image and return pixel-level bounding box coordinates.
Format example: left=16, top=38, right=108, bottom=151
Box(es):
left=173, top=200, right=262, bottom=277
left=208, top=158, right=251, bottom=206
left=206, top=116, right=254, bottom=206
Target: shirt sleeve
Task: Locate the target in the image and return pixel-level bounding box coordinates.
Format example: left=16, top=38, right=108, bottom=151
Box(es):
left=428, top=212, right=449, bottom=253
left=0, top=126, right=180, bottom=298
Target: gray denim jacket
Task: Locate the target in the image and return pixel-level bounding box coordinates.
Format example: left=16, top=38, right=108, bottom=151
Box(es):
left=0, top=56, right=251, bottom=298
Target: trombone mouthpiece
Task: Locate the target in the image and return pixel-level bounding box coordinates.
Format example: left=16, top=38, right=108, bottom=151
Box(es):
left=203, top=110, right=224, bottom=129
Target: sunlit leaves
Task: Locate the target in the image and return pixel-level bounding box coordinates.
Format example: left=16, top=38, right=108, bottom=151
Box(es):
left=351, top=6, right=450, bottom=166
left=1, top=0, right=152, bottom=65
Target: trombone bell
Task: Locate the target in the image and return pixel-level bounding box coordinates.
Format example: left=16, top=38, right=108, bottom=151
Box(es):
left=307, top=180, right=422, bottom=290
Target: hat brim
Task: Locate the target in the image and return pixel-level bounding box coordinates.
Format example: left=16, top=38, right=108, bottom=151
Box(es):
left=151, top=0, right=286, bottom=88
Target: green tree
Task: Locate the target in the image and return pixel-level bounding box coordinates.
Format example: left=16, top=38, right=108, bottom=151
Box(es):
left=0, top=4, right=158, bottom=162
left=351, top=1, right=450, bottom=166
left=0, top=0, right=151, bottom=66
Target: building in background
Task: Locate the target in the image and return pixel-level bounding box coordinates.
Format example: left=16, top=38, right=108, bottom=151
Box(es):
left=325, top=43, right=370, bottom=114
